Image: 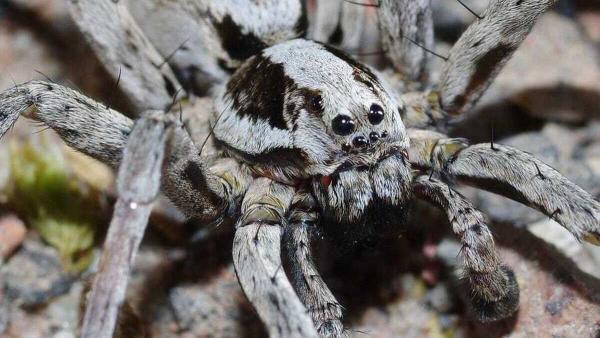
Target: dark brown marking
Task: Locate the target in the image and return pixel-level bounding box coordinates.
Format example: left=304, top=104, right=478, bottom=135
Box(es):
left=226, top=55, right=290, bottom=130
left=60, top=129, right=81, bottom=140
left=302, top=89, right=324, bottom=116
left=184, top=161, right=207, bottom=192
left=286, top=103, right=296, bottom=115
left=534, top=163, right=546, bottom=180
left=213, top=14, right=267, bottom=61
left=550, top=208, right=562, bottom=220
left=470, top=224, right=484, bottom=235
left=353, top=69, right=375, bottom=92
left=328, top=24, right=343, bottom=45
left=162, top=75, right=176, bottom=97
left=451, top=44, right=515, bottom=113
left=472, top=38, right=484, bottom=48
left=217, top=58, right=236, bottom=73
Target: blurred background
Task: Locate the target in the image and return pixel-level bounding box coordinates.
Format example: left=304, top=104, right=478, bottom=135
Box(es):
left=0, top=0, right=599, bottom=337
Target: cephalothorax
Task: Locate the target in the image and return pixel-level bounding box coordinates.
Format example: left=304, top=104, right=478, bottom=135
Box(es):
left=214, top=39, right=412, bottom=224
left=1, top=1, right=599, bottom=338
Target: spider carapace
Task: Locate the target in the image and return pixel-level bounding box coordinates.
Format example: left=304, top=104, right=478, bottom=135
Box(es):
left=213, top=39, right=412, bottom=225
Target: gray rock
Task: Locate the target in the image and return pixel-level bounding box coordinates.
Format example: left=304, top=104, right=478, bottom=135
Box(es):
left=0, top=281, right=82, bottom=338
left=168, top=266, right=264, bottom=337
left=2, top=240, right=74, bottom=308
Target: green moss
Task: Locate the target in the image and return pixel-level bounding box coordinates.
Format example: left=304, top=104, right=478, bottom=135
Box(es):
left=8, top=141, right=102, bottom=273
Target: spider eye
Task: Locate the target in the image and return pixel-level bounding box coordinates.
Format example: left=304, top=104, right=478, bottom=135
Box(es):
left=332, top=115, right=355, bottom=136
left=368, top=104, right=384, bottom=125
left=353, top=135, right=369, bottom=148
left=307, top=94, right=323, bottom=114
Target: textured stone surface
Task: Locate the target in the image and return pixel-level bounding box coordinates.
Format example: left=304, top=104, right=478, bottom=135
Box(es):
left=2, top=240, right=75, bottom=308
left=168, top=269, right=261, bottom=337
left=2, top=281, right=82, bottom=338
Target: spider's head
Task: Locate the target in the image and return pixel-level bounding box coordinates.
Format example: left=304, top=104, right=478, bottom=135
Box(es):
left=213, top=39, right=412, bottom=222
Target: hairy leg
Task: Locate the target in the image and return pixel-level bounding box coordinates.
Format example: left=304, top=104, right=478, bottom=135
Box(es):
left=160, top=126, right=251, bottom=222
left=233, top=178, right=318, bottom=338
left=0, top=81, right=238, bottom=222
left=0, top=82, right=255, bottom=335
left=438, top=0, right=558, bottom=115
left=125, top=0, right=230, bottom=94
left=311, top=0, right=342, bottom=43
left=413, top=175, right=518, bottom=321
left=409, top=129, right=600, bottom=245
left=285, top=191, right=345, bottom=337
left=80, top=110, right=169, bottom=338
left=378, top=0, right=434, bottom=86
left=399, top=0, right=558, bottom=128
left=68, top=0, right=181, bottom=111
left=311, top=0, right=365, bottom=50
left=0, top=81, right=132, bottom=165
left=398, top=91, right=448, bottom=130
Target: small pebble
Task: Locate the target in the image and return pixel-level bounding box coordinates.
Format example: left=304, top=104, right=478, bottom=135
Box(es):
left=0, top=215, right=27, bottom=259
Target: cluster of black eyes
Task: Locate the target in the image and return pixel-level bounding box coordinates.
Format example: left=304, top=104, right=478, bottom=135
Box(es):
left=332, top=104, right=388, bottom=150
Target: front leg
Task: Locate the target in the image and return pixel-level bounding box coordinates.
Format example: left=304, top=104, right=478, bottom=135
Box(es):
left=1, top=81, right=132, bottom=166
left=285, top=191, right=345, bottom=337
left=439, top=0, right=558, bottom=115
left=378, top=0, right=434, bottom=86
left=68, top=0, right=181, bottom=111
left=413, top=176, right=519, bottom=321
left=408, top=129, right=600, bottom=246
left=405, top=0, right=559, bottom=128
left=233, top=178, right=318, bottom=338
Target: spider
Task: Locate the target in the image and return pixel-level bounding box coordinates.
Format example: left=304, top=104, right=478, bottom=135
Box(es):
left=1, top=0, right=599, bottom=337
